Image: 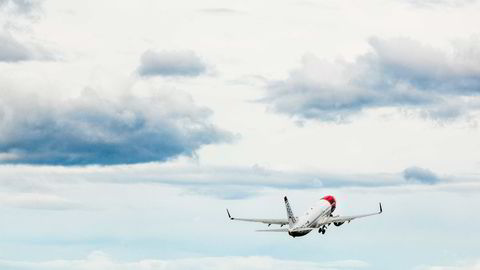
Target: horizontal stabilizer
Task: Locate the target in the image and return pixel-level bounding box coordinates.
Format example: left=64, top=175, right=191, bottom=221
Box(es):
left=256, top=228, right=289, bottom=232
left=256, top=227, right=316, bottom=233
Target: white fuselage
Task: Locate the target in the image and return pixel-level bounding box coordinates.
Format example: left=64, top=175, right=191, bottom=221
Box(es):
left=288, top=199, right=333, bottom=237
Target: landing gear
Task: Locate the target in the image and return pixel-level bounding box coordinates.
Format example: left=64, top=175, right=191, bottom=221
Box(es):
left=318, top=225, right=327, bottom=234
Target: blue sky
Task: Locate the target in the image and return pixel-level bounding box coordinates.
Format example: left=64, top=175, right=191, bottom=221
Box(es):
left=1, top=0, right=480, bottom=269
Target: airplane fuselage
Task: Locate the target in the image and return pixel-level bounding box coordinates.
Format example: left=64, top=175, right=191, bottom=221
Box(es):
left=288, top=196, right=335, bottom=237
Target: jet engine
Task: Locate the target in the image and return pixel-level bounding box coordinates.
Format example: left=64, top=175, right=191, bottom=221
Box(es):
left=333, top=221, right=344, bottom=226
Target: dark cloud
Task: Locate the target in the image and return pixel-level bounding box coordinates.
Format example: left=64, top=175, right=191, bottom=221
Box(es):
left=0, top=33, right=55, bottom=62
left=403, top=166, right=441, bottom=184
left=0, top=90, right=232, bottom=165
left=263, top=37, right=480, bottom=122
left=137, top=50, right=207, bottom=77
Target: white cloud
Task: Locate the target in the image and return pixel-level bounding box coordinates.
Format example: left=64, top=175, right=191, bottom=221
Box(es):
left=0, top=251, right=368, bottom=270
left=0, top=192, right=81, bottom=210
left=417, top=259, right=480, bottom=270
left=404, top=0, right=477, bottom=8
left=263, top=37, right=480, bottom=122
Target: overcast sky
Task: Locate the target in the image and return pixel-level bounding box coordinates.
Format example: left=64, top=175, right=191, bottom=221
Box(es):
left=1, top=0, right=480, bottom=269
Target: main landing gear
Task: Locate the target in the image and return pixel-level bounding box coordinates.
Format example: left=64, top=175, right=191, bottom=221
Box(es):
left=318, top=225, right=327, bottom=234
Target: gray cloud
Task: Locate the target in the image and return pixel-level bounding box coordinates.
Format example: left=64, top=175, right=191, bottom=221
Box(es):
left=0, top=89, right=232, bottom=165
left=263, top=37, right=480, bottom=122
left=0, top=163, right=406, bottom=200
left=0, top=33, right=31, bottom=61
left=0, top=33, right=55, bottom=62
left=137, top=50, right=207, bottom=77
left=368, top=37, right=480, bottom=95
left=403, top=166, right=441, bottom=184
left=0, top=163, right=476, bottom=201
left=0, top=0, right=41, bottom=15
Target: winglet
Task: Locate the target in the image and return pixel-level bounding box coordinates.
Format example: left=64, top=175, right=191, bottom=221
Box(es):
left=226, top=209, right=234, bottom=220
left=379, top=202, right=383, bottom=213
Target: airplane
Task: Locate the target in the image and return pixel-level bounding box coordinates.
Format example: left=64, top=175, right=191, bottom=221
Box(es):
left=226, top=195, right=382, bottom=237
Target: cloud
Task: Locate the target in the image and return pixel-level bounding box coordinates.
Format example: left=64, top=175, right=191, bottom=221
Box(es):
left=0, top=0, right=41, bottom=15
left=198, top=8, right=245, bottom=16
left=137, top=50, right=207, bottom=77
left=0, top=32, right=55, bottom=62
left=404, top=0, right=477, bottom=8
left=2, top=162, right=476, bottom=201
left=0, top=252, right=369, bottom=270
left=0, top=89, right=232, bottom=165
left=417, top=259, right=480, bottom=270
left=403, top=166, right=441, bottom=184
left=263, top=37, right=480, bottom=122
left=0, top=192, right=81, bottom=210
left=199, top=8, right=241, bottom=14
left=185, top=185, right=261, bottom=200
left=0, top=163, right=425, bottom=200
left=368, top=37, right=480, bottom=95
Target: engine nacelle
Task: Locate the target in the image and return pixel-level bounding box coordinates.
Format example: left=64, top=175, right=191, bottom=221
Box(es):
left=333, top=221, right=344, bottom=227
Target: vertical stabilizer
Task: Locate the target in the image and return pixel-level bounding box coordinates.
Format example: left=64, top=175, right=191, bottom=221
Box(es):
left=284, top=196, right=296, bottom=227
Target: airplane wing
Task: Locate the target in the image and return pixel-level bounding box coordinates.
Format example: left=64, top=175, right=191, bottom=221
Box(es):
left=317, top=202, right=383, bottom=226
left=226, top=209, right=289, bottom=225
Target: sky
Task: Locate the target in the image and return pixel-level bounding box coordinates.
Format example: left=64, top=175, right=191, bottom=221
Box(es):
left=1, top=0, right=480, bottom=269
